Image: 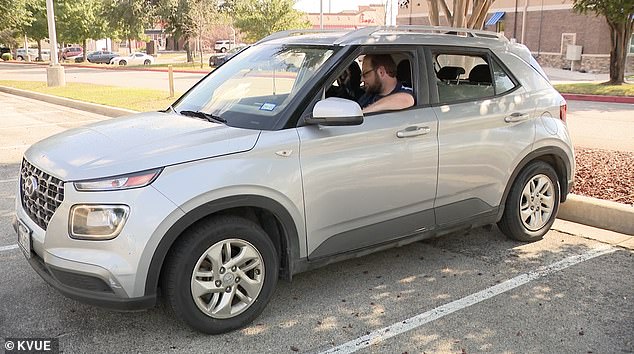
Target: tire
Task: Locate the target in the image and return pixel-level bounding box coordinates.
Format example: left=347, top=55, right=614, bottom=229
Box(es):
left=143, top=59, right=151, bottom=65
left=17, top=56, right=24, bottom=61
left=498, top=161, right=560, bottom=242
left=119, top=60, right=127, bottom=66
left=162, top=215, right=278, bottom=334
left=220, top=47, right=227, bottom=53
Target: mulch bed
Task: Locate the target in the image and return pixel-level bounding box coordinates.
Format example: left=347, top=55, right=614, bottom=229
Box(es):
left=572, top=147, right=634, bottom=206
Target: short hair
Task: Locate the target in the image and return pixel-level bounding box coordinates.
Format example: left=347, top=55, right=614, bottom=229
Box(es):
left=366, top=54, right=397, bottom=77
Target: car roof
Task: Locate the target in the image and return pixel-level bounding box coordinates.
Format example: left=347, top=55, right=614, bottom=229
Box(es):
left=257, top=26, right=510, bottom=52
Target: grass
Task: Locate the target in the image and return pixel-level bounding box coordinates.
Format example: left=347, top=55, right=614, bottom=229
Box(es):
left=554, top=82, right=634, bottom=96
left=0, top=80, right=181, bottom=112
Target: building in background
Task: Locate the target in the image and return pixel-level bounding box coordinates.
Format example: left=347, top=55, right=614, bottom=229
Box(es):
left=305, top=4, right=386, bottom=30
left=396, top=0, right=633, bottom=74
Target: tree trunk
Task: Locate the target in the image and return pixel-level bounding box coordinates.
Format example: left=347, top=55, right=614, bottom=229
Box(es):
left=37, top=40, right=42, bottom=61
left=185, top=40, right=193, bottom=63
left=427, top=0, right=440, bottom=26
left=83, top=39, right=87, bottom=62
left=606, top=21, right=627, bottom=85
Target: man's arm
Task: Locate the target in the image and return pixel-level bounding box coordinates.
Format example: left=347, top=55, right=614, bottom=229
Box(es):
left=362, top=92, right=415, bottom=114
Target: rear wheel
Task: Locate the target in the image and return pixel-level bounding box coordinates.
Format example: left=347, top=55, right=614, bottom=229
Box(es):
left=143, top=59, right=151, bottom=65
left=119, top=60, right=127, bottom=66
left=498, top=161, right=560, bottom=242
left=163, top=215, right=278, bottom=334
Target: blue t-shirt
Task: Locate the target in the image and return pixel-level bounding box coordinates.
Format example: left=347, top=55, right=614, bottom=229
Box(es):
left=358, top=83, right=414, bottom=109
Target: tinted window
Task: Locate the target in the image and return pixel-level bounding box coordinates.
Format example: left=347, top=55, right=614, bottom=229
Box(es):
left=434, top=53, right=493, bottom=103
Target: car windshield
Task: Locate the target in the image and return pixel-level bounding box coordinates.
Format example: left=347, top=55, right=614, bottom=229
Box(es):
left=173, top=44, right=335, bottom=130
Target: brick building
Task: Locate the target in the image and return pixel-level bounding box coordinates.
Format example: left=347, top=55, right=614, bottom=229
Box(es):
left=396, top=0, right=633, bottom=74
left=305, top=4, right=386, bottom=29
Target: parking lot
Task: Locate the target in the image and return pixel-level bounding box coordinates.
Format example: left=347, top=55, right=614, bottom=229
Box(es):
left=0, top=92, right=632, bottom=353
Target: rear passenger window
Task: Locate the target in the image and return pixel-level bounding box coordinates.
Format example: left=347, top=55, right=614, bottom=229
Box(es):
left=433, top=52, right=517, bottom=103
left=491, top=60, right=516, bottom=95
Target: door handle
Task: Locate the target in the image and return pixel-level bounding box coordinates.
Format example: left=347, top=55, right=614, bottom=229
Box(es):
left=504, top=112, right=530, bottom=123
left=396, top=126, right=431, bottom=138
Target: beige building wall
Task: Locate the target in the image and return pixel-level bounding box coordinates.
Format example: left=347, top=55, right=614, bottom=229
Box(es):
left=395, top=0, right=632, bottom=73
left=305, top=4, right=386, bottom=29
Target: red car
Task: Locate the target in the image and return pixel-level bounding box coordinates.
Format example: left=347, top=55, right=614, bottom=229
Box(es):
left=61, top=47, right=83, bottom=60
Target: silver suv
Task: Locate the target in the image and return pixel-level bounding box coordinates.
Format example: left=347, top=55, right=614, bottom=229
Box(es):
left=14, top=26, right=574, bottom=334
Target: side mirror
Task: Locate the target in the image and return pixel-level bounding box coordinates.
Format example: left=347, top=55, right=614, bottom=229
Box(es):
left=305, top=97, right=364, bottom=126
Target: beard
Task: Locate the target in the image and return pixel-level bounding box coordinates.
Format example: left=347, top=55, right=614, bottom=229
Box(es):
left=364, top=80, right=382, bottom=94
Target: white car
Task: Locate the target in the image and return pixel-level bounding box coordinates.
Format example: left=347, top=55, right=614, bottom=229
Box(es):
left=110, top=52, right=154, bottom=66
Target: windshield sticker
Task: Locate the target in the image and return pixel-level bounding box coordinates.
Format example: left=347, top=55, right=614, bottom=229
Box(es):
left=259, top=103, right=277, bottom=111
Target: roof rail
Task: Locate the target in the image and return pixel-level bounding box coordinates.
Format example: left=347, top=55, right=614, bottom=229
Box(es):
left=255, top=29, right=343, bottom=45
left=334, top=25, right=507, bottom=45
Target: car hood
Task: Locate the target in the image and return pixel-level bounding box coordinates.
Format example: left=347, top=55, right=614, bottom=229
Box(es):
left=24, top=111, right=261, bottom=181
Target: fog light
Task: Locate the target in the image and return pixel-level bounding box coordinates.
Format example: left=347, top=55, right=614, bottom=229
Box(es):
left=69, top=205, right=129, bottom=240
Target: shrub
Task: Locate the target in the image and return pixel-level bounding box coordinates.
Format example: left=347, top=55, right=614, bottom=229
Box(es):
left=1, top=53, right=12, bottom=61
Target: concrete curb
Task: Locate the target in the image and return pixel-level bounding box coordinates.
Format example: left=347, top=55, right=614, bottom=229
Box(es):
left=562, top=93, right=634, bottom=104
left=0, top=86, right=138, bottom=117
left=559, top=194, right=634, bottom=236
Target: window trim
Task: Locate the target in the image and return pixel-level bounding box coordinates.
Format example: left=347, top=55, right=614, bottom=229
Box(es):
left=296, top=44, right=431, bottom=126
left=424, top=46, right=522, bottom=106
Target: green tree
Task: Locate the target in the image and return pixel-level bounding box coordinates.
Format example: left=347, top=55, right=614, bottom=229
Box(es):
left=230, top=0, right=311, bottom=42
left=573, top=0, right=634, bottom=85
left=23, top=0, right=49, bottom=60
left=56, top=0, right=108, bottom=61
left=104, top=0, right=155, bottom=54
left=158, top=0, right=224, bottom=62
left=0, top=0, right=34, bottom=49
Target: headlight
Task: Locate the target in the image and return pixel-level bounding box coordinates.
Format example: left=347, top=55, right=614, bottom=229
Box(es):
left=69, top=205, right=129, bottom=240
left=74, top=168, right=161, bottom=192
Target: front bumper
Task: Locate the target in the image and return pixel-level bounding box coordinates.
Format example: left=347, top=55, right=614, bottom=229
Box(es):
left=13, top=172, right=183, bottom=311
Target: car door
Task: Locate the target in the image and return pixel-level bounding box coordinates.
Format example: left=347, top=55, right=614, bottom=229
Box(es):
left=298, top=47, right=439, bottom=260
left=427, top=47, right=535, bottom=226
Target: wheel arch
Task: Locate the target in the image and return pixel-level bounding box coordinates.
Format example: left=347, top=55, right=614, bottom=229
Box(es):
left=144, top=195, right=300, bottom=297
left=496, top=146, right=572, bottom=221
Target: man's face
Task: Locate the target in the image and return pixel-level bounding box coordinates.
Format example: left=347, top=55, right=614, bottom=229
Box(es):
left=362, top=58, right=382, bottom=94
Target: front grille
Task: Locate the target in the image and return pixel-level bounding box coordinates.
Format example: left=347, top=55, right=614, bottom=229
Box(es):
left=20, top=159, right=65, bottom=230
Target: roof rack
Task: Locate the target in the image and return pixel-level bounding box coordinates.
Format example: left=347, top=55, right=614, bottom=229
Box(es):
left=334, top=25, right=507, bottom=45
left=255, top=29, right=343, bottom=45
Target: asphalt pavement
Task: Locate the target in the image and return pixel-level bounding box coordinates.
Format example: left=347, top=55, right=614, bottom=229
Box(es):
left=0, top=91, right=633, bottom=353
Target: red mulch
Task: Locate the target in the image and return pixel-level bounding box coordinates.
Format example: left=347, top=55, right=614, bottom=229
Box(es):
left=572, top=147, right=634, bottom=206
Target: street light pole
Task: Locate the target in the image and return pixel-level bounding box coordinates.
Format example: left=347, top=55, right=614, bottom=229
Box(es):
left=45, top=0, right=65, bottom=86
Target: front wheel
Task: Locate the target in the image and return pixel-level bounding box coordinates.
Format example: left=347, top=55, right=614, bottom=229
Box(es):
left=143, top=59, right=151, bottom=65
left=119, top=60, right=127, bottom=66
left=162, top=215, right=278, bottom=334
left=498, top=161, right=560, bottom=242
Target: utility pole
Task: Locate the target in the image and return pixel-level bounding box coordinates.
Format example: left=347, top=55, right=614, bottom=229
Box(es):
left=320, top=0, right=324, bottom=29
left=45, top=0, right=65, bottom=86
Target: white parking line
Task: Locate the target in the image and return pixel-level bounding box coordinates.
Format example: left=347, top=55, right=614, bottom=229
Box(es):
left=0, top=244, right=19, bottom=252
left=0, top=119, right=103, bottom=130
left=0, top=179, right=18, bottom=183
left=321, top=246, right=616, bottom=354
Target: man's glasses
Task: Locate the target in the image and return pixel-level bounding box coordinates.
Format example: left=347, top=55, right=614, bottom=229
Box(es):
left=362, top=68, right=376, bottom=78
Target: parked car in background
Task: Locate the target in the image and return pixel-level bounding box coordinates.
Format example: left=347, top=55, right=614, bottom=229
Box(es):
left=110, top=52, right=154, bottom=66
left=86, top=51, right=119, bottom=64
left=61, top=47, right=83, bottom=60
left=214, top=40, right=238, bottom=53
left=209, top=45, right=247, bottom=67
left=15, top=48, right=50, bottom=61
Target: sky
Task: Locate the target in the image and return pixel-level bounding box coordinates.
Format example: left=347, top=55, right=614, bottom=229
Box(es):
left=294, top=0, right=387, bottom=14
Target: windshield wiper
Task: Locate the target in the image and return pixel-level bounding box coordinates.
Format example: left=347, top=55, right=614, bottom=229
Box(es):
left=179, top=110, right=226, bottom=124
